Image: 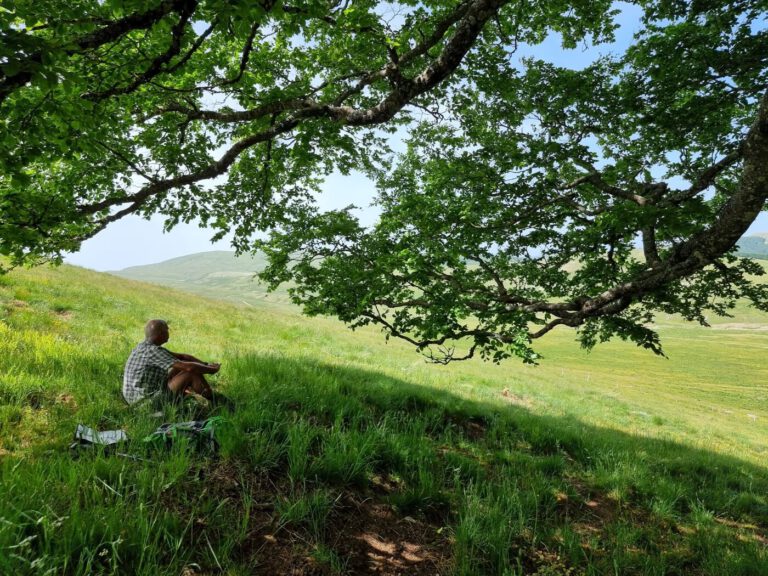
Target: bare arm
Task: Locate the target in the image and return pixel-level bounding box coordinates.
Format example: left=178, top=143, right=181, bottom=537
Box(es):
left=171, top=360, right=221, bottom=375
left=170, top=351, right=203, bottom=362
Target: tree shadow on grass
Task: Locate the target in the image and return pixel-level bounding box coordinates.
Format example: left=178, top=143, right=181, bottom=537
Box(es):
left=219, top=352, right=768, bottom=573
left=3, top=349, right=767, bottom=575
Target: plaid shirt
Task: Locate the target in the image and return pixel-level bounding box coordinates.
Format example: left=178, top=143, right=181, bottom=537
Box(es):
left=122, top=340, right=177, bottom=404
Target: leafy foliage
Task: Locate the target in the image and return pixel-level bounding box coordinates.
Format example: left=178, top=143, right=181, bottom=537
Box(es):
left=2, top=0, right=768, bottom=361
left=260, top=0, right=768, bottom=361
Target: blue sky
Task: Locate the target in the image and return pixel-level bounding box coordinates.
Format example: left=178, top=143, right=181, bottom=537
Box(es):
left=64, top=3, right=768, bottom=271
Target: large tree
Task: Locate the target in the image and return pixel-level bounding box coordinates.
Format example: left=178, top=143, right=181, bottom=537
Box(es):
left=1, top=0, right=527, bottom=259
left=2, top=0, right=767, bottom=361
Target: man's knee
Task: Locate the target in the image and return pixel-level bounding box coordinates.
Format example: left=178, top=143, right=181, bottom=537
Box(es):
left=168, top=371, right=211, bottom=398
left=168, top=371, right=195, bottom=395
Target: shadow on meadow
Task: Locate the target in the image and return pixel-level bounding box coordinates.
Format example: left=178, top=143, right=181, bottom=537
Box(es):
left=216, top=352, right=768, bottom=575
left=1, top=349, right=767, bottom=575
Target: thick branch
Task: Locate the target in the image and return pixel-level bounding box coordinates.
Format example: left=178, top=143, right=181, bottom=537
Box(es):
left=0, top=0, right=189, bottom=105
left=569, top=90, right=768, bottom=323
left=154, top=98, right=312, bottom=122
left=366, top=93, right=768, bottom=358
left=78, top=0, right=510, bottom=222
left=83, top=0, right=199, bottom=100
left=337, top=0, right=508, bottom=126
left=155, top=0, right=484, bottom=123
left=641, top=226, right=661, bottom=268
left=331, top=1, right=473, bottom=106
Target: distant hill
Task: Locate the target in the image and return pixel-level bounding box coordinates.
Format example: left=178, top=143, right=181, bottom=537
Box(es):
left=111, top=251, right=295, bottom=308
left=114, top=236, right=768, bottom=309
left=736, top=234, right=768, bottom=260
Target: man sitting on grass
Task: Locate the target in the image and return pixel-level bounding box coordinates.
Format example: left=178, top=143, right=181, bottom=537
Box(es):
left=123, top=319, right=220, bottom=405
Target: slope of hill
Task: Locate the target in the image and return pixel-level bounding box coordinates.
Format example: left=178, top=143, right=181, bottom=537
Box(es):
left=1, top=263, right=767, bottom=574
left=115, top=250, right=267, bottom=281
left=115, top=247, right=768, bottom=322
left=737, top=234, right=768, bottom=260
left=111, top=250, right=294, bottom=308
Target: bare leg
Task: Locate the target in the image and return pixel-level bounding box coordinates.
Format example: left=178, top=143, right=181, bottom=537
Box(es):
left=168, top=371, right=213, bottom=399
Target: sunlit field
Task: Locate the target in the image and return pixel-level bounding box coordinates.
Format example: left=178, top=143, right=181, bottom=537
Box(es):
left=1, top=262, right=766, bottom=575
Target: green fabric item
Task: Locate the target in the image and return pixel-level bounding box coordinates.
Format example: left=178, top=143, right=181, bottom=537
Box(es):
left=142, top=417, right=227, bottom=452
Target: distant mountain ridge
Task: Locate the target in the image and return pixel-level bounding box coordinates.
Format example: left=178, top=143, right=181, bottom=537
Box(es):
left=736, top=234, right=768, bottom=260
left=110, top=250, right=294, bottom=308
left=111, top=233, right=768, bottom=306
left=114, top=251, right=266, bottom=280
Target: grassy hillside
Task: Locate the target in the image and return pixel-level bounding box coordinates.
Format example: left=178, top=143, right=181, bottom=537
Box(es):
left=113, top=247, right=768, bottom=318
left=1, top=263, right=767, bottom=575
left=111, top=251, right=294, bottom=308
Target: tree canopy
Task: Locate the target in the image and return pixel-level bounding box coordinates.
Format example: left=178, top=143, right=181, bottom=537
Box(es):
left=2, top=0, right=767, bottom=362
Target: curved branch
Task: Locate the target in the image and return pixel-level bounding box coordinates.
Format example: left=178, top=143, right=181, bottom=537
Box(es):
left=664, top=147, right=743, bottom=204
left=0, top=0, right=190, bottom=105
left=79, top=115, right=302, bottom=216
left=339, top=0, right=508, bottom=126
left=77, top=0, right=511, bottom=222
left=217, top=20, right=261, bottom=87
left=356, top=92, right=768, bottom=360
left=83, top=0, right=199, bottom=100
left=562, top=90, right=768, bottom=324
left=153, top=0, right=495, bottom=124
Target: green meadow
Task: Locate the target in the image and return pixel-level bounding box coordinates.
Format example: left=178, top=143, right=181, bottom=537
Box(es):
left=1, top=261, right=767, bottom=575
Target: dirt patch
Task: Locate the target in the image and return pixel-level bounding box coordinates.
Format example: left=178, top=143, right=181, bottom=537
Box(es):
left=557, top=476, right=637, bottom=533
left=244, top=494, right=452, bottom=575
left=199, top=461, right=452, bottom=575
left=462, top=419, right=487, bottom=440
left=246, top=533, right=325, bottom=576
left=326, top=494, right=451, bottom=575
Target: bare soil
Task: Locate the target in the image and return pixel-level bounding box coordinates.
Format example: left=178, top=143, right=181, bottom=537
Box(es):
left=199, top=461, right=453, bottom=575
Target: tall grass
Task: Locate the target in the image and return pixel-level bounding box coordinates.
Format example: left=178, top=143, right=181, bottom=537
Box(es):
left=0, top=263, right=766, bottom=574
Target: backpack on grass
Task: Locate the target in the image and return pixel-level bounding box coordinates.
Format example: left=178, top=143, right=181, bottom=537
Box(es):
left=142, top=416, right=226, bottom=453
